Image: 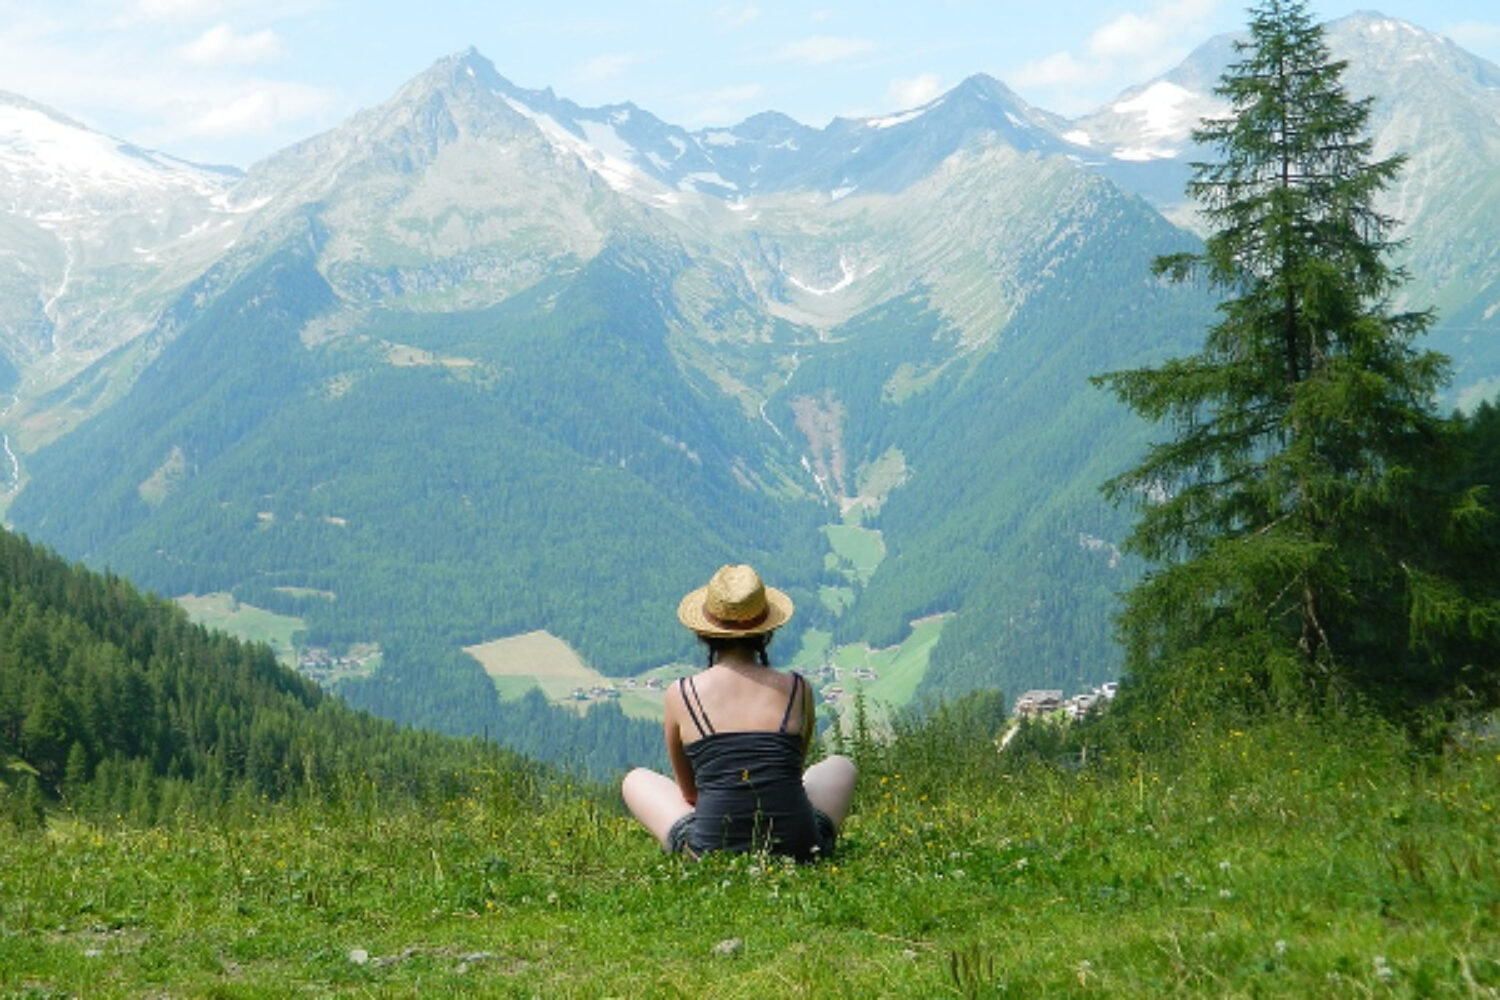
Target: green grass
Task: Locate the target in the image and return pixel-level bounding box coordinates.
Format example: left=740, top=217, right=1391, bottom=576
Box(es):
left=788, top=619, right=946, bottom=736
left=6, top=715, right=1493, bottom=998
left=175, top=593, right=306, bottom=666
left=831, top=615, right=947, bottom=710
left=819, top=584, right=857, bottom=615
left=823, top=524, right=886, bottom=585
left=790, top=628, right=835, bottom=670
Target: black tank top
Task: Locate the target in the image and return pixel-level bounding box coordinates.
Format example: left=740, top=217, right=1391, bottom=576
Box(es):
left=679, top=673, right=822, bottom=859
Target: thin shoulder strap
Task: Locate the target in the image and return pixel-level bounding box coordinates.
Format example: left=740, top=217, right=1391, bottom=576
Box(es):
left=680, top=676, right=714, bottom=737
left=778, top=672, right=803, bottom=734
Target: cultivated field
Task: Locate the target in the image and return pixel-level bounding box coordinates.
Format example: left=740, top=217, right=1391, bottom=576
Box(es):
left=176, top=592, right=304, bottom=666
left=465, top=631, right=676, bottom=719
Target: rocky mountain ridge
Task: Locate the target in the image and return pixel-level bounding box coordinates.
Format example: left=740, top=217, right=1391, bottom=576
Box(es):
left=4, top=13, right=1496, bottom=421
left=0, top=12, right=1494, bottom=753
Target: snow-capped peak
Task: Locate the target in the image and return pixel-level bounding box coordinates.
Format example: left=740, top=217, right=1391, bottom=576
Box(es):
left=0, top=94, right=237, bottom=200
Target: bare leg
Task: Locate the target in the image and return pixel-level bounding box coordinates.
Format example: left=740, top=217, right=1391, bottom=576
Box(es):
left=803, top=754, right=857, bottom=829
left=621, top=767, right=694, bottom=848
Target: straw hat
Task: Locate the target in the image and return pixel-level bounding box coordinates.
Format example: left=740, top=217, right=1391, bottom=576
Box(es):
left=677, top=564, right=794, bottom=638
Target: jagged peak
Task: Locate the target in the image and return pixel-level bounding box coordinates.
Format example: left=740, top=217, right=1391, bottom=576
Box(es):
left=948, top=72, right=1025, bottom=106
left=720, top=110, right=813, bottom=143
left=398, top=46, right=516, bottom=103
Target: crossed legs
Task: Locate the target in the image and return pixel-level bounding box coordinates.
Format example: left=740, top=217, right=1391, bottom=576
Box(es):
left=802, top=754, right=857, bottom=826
left=620, top=767, right=693, bottom=848
left=621, top=754, right=858, bottom=850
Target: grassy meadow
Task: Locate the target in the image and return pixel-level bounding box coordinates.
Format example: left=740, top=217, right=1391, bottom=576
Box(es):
left=3, top=713, right=1496, bottom=998
left=175, top=594, right=305, bottom=668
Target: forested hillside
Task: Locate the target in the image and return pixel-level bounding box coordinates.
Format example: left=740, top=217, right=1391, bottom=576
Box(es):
left=4, top=14, right=1497, bottom=762
left=815, top=199, right=1210, bottom=695
left=0, top=523, right=648, bottom=828
left=9, top=239, right=826, bottom=676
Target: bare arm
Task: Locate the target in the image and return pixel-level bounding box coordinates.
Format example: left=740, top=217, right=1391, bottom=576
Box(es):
left=664, top=685, right=697, bottom=806
left=801, top=674, right=816, bottom=761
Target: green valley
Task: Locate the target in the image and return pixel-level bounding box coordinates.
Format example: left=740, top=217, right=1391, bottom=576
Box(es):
left=3, top=393, right=1498, bottom=995
left=4, top=17, right=1498, bottom=772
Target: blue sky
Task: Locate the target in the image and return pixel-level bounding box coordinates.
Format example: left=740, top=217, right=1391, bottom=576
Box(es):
left=3, top=0, right=1498, bottom=168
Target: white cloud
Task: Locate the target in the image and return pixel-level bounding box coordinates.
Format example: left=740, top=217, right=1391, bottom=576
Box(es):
left=133, top=0, right=225, bottom=21
left=571, top=52, right=647, bottom=85
left=177, top=23, right=282, bottom=64
left=187, top=89, right=277, bottom=134
left=0, top=3, right=331, bottom=163
left=704, top=83, right=767, bottom=104
left=887, top=73, right=944, bottom=110
left=1008, top=0, right=1220, bottom=115
left=1087, top=0, right=1215, bottom=60
left=1087, top=11, right=1166, bottom=58
left=714, top=4, right=761, bottom=31
left=770, top=35, right=880, bottom=66
left=681, top=83, right=767, bottom=127
left=1444, top=19, right=1500, bottom=52
left=178, top=81, right=332, bottom=138
left=1012, top=51, right=1094, bottom=90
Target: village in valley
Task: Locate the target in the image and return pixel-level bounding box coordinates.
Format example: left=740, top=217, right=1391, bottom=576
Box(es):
left=1012, top=682, right=1120, bottom=721
left=566, top=659, right=887, bottom=709
left=566, top=657, right=1118, bottom=730
left=295, top=643, right=380, bottom=686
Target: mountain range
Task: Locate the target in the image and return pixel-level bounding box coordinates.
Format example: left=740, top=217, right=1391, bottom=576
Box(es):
left=1, top=12, right=1496, bottom=757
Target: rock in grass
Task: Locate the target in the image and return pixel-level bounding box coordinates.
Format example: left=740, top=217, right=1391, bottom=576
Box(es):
left=712, top=938, right=744, bottom=958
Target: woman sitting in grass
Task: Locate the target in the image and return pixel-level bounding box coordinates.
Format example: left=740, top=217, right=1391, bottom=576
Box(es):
left=622, top=564, right=856, bottom=861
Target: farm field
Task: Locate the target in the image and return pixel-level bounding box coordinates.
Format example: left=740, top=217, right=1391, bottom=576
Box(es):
left=176, top=593, right=304, bottom=666
left=465, top=631, right=680, bottom=720
left=790, top=615, right=948, bottom=733
left=171, top=590, right=946, bottom=730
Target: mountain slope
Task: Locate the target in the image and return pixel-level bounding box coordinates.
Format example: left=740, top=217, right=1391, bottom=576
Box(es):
left=3, top=15, right=1496, bottom=757
left=0, top=93, right=244, bottom=433
left=0, top=522, right=551, bottom=815
left=8, top=231, right=825, bottom=674
left=1064, top=13, right=1500, bottom=401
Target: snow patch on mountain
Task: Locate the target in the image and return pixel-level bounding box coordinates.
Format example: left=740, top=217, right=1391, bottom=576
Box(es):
left=680, top=171, right=738, bottom=193
left=1, top=101, right=232, bottom=202
left=868, top=105, right=932, bottom=130
left=1106, top=81, right=1202, bottom=160
left=500, top=95, right=650, bottom=196
left=784, top=254, right=861, bottom=297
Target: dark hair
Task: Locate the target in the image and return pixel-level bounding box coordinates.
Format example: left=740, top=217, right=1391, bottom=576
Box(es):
left=701, top=632, right=773, bottom=668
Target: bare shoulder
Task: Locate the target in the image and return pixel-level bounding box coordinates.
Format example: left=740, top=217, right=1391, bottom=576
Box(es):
left=662, top=675, right=689, bottom=723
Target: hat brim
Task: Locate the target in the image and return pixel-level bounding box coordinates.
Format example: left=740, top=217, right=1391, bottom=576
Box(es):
left=677, top=585, right=794, bottom=638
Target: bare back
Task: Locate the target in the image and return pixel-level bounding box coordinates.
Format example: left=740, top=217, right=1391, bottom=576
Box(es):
left=670, top=662, right=810, bottom=747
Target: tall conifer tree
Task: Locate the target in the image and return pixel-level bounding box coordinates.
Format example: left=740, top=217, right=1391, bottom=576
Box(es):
left=1095, top=0, right=1500, bottom=729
